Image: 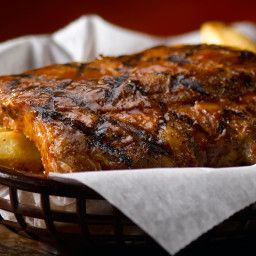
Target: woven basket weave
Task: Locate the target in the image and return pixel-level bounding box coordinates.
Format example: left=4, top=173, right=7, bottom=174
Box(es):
left=0, top=166, right=256, bottom=255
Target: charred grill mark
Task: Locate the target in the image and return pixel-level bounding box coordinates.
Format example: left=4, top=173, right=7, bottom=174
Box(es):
left=104, top=75, right=129, bottom=88
left=57, top=93, right=88, bottom=108
left=104, top=89, right=112, bottom=101
left=145, top=140, right=171, bottom=156
left=75, top=63, right=87, bottom=78
left=148, top=45, right=165, bottom=50
left=217, top=109, right=247, bottom=134
left=121, top=53, right=143, bottom=67
left=38, top=99, right=171, bottom=160
left=53, top=91, right=67, bottom=97
left=89, top=138, right=133, bottom=166
left=222, top=109, right=247, bottom=119
left=64, top=63, right=79, bottom=67
left=184, top=45, right=202, bottom=57
left=166, top=54, right=189, bottom=64
left=40, top=109, right=62, bottom=120
left=171, top=112, right=195, bottom=126
left=121, top=61, right=133, bottom=68
left=9, top=82, right=56, bottom=95
left=5, top=79, right=20, bottom=90
left=180, top=78, right=208, bottom=95
left=98, top=114, right=171, bottom=158
left=81, top=117, right=132, bottom=166
left=239, top=50, right=255, bottom=61
left=170, top=74, right=209, bottom=96
left=23, top=85, right=38, bottom=91
left=157, top=116, right=168, bottom=135
left=30, top=85, right=96, bottom=114
left=94, top=119, right=108, bottom=140
left=56, top=79, right=73, bottom=90
left=95, top=139, right=133, bottom=168
left=12, top=73, right=34, bottom=79
left=171, top=75, right=185, bottom=88
left=114, top=67, right=127, bottom=72
left=70, top=119, right=94, bottom=135
left=11, top=80, right=71, bottom=99
left=104, top=76, right=147, bottom=105
left=217, top=119, right=227, bottom=135
left=104, top=75, right=129, bottom=101
left=171, top=111, right=209, bottom=135
left=42, top=87, right=56, bottom=95
left=159, top=101, right=167, bottom=112
left=127, top=80, right=145, bottom=95
left=36, top=106, right=132, bottom=166
left=36, top=107, right=93, bottom=135
left=109, top=118, right=170, bottom=156
left=232, top=72, right=254, bottom=88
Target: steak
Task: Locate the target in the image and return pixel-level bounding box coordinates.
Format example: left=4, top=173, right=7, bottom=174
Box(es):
left=1, top=44, right=256, bottom=174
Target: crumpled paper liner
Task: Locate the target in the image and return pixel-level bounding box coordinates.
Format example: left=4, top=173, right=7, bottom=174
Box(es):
left=1, top=15, right=256, bottom=255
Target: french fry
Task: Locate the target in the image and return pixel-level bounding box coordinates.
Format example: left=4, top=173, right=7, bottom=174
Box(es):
left=0, top=130, right=43, bottom=172
left=0, top=127, right=8, bottom=132
left=200, top=21, right=256, bottom=53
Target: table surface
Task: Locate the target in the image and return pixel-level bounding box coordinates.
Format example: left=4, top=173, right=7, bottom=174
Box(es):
left=0, top=224, right=168, bottom=256
left=0, top=225, right=59, bottom=256
left=1, top=223, right=255, bottom=256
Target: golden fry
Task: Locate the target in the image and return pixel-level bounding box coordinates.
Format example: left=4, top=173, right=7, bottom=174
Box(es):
left=200, top=21, right=256, bottom=53
left=0, top=131, right=43, bottom=172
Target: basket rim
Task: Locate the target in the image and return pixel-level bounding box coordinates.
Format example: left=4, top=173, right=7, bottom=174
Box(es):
left=0, top=165, right=100, bottom=198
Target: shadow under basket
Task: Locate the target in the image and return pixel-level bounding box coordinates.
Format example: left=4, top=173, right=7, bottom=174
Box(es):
left=0, top=166, right=256, bottom=256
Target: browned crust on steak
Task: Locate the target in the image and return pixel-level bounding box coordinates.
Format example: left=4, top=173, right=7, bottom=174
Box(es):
left=1, top=44, right=256, bottom=174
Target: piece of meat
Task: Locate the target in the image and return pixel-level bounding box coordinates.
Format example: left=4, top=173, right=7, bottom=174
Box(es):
left=1, top=44, right=256, bottom=174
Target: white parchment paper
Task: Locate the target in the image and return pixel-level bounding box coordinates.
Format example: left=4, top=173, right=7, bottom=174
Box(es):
left=52, top=166, right=256, bottom=254
left=1, top=15, right=256, bottom=255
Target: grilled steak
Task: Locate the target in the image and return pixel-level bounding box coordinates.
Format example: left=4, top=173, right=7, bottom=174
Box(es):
left=1, top=44, right=256, bottom=174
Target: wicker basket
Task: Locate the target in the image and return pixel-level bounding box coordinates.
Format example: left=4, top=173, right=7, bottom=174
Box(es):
left=0, top=166, right=256, bottom=255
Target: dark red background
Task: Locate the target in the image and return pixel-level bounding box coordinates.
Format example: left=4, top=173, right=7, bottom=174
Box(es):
left=1, top=0, right=256, bottom=42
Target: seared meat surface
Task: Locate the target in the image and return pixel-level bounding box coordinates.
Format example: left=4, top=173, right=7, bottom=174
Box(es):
left=1, top=44, right=256, bottom=174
